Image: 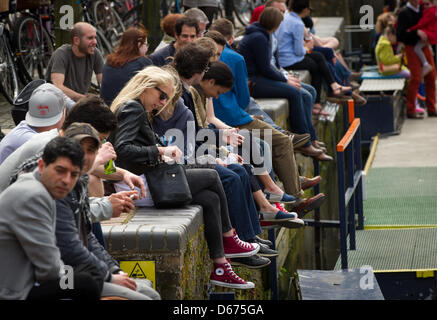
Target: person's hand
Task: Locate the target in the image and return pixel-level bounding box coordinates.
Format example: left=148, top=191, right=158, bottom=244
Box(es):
left=120, top=169, right=146, bottom=199
left=222, top=128, right=244, bottom=146
left=108, top=190, right=137, bottom=217
left=159, top=146, right=182, bottom=162
left=215, top=158, right=227, bottom=167
left=418, top=29, right=428, bottom=42
left=112, top=274, right=137, bottom=291
left=230, top=153, right=243, bottom=164
left=94, top=141, right=117, bottom=168
left=287, top=77, right=301, bottom=90
left=304, top=38, right=314, bottom=52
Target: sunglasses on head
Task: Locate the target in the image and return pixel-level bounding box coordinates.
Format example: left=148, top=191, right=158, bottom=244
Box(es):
left=154, top=86, right=169, bottom=101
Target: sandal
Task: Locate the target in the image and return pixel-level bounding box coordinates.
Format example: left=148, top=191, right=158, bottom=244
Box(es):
left=331, top=84, right=352, bottom=96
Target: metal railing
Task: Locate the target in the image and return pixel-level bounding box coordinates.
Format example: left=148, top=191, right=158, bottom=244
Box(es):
left=336, top=100, right=364, bottom=269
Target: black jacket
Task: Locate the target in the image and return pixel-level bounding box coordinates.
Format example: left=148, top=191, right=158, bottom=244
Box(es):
left=397, top=5, right=422, bottom=46
left=109, top=99, right=161, bottom=176
left=238, top=22, right=286, bottom=82
left=149, top=42, right=176, bottom=67
left=55, top=175, right=119, bottom=283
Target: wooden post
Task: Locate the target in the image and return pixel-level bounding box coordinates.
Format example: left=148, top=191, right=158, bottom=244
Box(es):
left=143, top=0, right=162, bottom=53
left=53, top=0, right=82, bottom=48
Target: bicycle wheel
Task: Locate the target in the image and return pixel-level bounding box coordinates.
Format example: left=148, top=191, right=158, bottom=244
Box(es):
left=122, top=4, right=142, bottom=27
left=93, top=1, right=125, bottom=48
left=0, top=32, right=19, bottom=104
left=96, top=28, right=113, bottom=57
left=233, top=0, right=260, bottom=26
left=13, top=14, right=54, bottom=83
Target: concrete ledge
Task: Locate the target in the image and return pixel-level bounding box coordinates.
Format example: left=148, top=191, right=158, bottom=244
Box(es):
left=103, top=205, right=203, bottom=254
left=255, top=98, right=289, bottom=130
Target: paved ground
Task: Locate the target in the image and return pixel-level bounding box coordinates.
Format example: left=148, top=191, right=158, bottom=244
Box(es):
left=373, top=115, right=437, bottom=168
left=0, top=95, right=15, bottom=133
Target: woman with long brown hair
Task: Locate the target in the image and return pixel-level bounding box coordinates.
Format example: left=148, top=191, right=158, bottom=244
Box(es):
left=100, top=26, right=152, bottom=106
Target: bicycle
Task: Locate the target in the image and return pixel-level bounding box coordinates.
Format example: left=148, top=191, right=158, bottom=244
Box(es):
left=0, top=12, right=19, bottom=104
left=92, top=0, right=125, bottom=48
left=232, top=0, right=265, bottom=26
left=12, top=5, right=54, bottom=84
left=80, top=0, right=113, bottom=57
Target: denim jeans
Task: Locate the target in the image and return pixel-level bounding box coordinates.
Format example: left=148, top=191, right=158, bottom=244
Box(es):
left=251, top=76, right=314, bottom=146
left=300, top=82, right=318, bottom=141
left=215, top=164, right=262, bottom=241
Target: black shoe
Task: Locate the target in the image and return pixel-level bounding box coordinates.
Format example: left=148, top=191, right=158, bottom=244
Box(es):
left=257, top=243, right=279, bottom=257
left=230, top=254, right=271, bottom=269
left=254, top=235, right=273, bottom=247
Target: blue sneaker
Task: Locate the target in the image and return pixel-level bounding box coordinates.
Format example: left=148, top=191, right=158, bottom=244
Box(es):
left=259, top=210, right=298, bottom=222
left=264, top=191, right=296, bottom=204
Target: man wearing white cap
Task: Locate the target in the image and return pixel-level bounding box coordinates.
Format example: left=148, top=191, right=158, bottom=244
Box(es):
left=0, top=83, right=66, bottom=164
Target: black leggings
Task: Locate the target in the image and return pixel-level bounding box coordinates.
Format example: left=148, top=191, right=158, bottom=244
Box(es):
left=285, top=51, right=336, bottom=103
left=26, top=272, right=101, bottom=300
left=186, top=168, right=233, bottom=259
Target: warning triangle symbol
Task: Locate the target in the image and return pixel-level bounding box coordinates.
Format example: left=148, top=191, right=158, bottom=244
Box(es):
left=129, top=262, right=147, bottom=279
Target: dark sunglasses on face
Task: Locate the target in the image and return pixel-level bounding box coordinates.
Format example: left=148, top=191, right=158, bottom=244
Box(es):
left=155, top=86, right=169, bottom=101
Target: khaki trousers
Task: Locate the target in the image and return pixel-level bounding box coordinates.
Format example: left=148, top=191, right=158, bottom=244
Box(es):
left=237, top=118, right=303, bottom=198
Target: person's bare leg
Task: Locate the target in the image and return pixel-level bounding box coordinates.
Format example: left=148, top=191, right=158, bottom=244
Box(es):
left=257, top=172, right=284, bottom=195
left=252, top=189, right=279, bottom=213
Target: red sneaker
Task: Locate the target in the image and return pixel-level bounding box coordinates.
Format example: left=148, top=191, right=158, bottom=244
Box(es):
left=223, top=229, right=259, bottom=258
left=210, top=262, right=255, bottom=289
left=275, top=202, right=289, bottom=213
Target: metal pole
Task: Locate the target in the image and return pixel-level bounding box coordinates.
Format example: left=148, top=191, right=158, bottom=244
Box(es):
left=268, top=229, right=278, bottom=300
left=337, top=151, right=348, bottom=269
left=54, top=0, right=82, bottom=48
left=347, top=142, right=356, bottom=250
left=223, top=0, right=235, bottom=24
left=313, top=158, right=322, bottom=269
left=143, top=0, right=162, bottom=52
left=355, top=126, right=364, bottom=230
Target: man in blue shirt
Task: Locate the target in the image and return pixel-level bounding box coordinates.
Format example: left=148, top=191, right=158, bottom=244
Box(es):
left=210, top=18, right=326, bottom=215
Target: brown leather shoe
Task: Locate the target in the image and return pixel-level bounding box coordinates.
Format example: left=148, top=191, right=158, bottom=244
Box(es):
left=351, top=91, right=367, bottom=106
left=300, top=175, right=322, bottom=190
left=296, top=144, right=323, bottom=157
left=284, top=131, right=311, bottom=148
left=314, top=152, right=333, bottom=161
left=312, top=140, right=327, bottom=153
left=291, top=193, right=326, bottom=217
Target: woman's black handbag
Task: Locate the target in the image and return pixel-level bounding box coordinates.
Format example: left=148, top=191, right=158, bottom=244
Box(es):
left=144, top=162, right=192, bottom=209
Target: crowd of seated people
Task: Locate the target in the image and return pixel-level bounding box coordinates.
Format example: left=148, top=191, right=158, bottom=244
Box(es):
left=5, top=0, right=421, bottom=300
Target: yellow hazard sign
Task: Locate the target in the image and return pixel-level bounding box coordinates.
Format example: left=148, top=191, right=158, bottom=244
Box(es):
left=119, top=261, right=156, bottom=289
